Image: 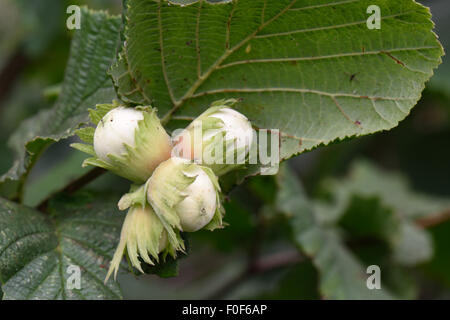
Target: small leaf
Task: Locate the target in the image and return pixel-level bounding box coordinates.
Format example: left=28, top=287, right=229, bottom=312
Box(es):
left=75, top=127, right=95, bottom=144
left=70, top=143, right=96, bottom=157
left=88, top=103, right=119, bottom=125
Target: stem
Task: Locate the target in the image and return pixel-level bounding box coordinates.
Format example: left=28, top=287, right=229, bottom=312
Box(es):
left=37, top=167, right=106, bottom=212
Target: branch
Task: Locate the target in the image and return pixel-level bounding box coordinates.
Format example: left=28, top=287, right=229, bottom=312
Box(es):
left=416, top=209, right=450, bottom=228
left=0, top=49, right=28, bottom=105
left=253, top=249, right=304, bottom=272
left=207, top=249, right=303, bottom=300
left=37, top=167, right=106, bottom=212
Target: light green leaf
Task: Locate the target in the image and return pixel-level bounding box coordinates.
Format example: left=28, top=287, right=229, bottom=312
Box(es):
left=0, top=8, right=121, bottom=197
left=76, top=127, right=95, bottom=144
left=391, top=222, right=432, bottom=266
left=276, top=163, right=394, bottom=299
left=0, top=193, right=124, bottom=300
left=113, top=0, right=442, bottom=165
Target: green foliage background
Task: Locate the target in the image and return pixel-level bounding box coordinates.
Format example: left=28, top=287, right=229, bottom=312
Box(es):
left=0, top=0, right=449, bottom=299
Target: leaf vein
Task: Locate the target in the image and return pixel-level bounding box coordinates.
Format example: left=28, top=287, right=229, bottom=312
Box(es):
left=217, top=46, right=440, bottom=70
left=63, top=235, right=114, bottom=262
left=25, top=262, right=58, bottom=300
left=196, top=0, right=203, bottom=78
left=370, top=99, right=395, bottom=125
left=122, top=48, right=153, bottom=103
left=254, top=11, right=417, bottom=39
left=158, top=1, right=178, bottom=105
left=288, top=0, right=360, bottom=11
left=189, top=87, right=418, bottom=102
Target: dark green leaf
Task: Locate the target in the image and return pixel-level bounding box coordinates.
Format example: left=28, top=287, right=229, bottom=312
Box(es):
left=0, top=192, right=124, bottom=300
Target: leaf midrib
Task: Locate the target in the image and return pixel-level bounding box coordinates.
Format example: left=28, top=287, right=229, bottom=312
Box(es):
left=160, top=0, right=299, bottom=123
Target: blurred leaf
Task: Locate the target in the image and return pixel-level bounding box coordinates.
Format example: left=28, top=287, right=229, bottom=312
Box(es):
left=0, top=192, right=124, bottom=300
left=425, top=0, right=450, bottom=95
left=276, top=163, right=393, bottom=299
left=391, top=222, right=433, bottom=266
left=0, top=8, right=121, bottom=198
left=347, top=239, right=420, bottom=299
left=23, top=148, right=91, bottom=207
left=318, top=159, right=450, bottom=223
left=114, top=0, right=442, bottom=169
left=318, top=160, right=450, bottom=265
left=339, top=196, right=399, bottom=240
left=338, top=194, right=433, bottom=266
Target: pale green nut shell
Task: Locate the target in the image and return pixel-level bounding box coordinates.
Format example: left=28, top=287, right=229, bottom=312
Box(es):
left=105, top=205, right=167, bottom=283
left=147, top=157, right=222, bottom=236
left=208, top=107, right=253, bottom=155
left=173, top=100, right=253, bottom=176
left=77, top=105, right=173, bottom=184
left=175, top=164, right=217, bottom=232
left=94, top=107, right=143, bottom=162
